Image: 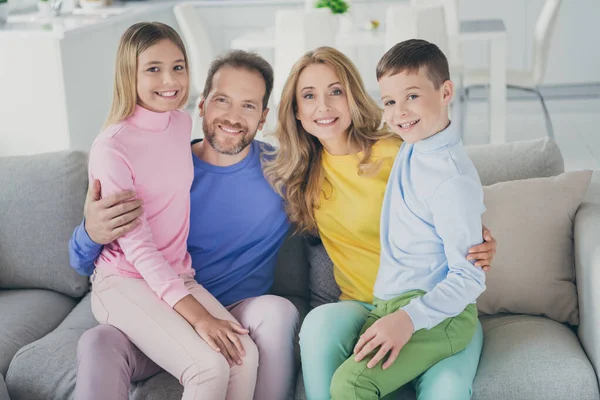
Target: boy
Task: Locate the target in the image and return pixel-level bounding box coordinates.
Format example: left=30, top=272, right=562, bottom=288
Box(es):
left=330, top=39, right=486, bottom=399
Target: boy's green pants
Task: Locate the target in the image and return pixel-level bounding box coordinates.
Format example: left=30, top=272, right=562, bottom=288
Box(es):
left=330, top=290, right=478, bottom=400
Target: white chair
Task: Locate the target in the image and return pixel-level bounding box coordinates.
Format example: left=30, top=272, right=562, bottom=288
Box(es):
left=173, top=3, right=214, bottom=105
left=272, top=8, right=336, bottom=105
left=463, top=0, right=563, bottom=139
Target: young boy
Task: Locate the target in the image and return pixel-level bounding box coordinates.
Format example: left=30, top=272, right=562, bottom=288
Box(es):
left=330, top=39, right=487, bottom=399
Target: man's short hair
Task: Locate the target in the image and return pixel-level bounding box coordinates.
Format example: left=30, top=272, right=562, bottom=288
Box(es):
left=203, top=50, right=274, bottom=110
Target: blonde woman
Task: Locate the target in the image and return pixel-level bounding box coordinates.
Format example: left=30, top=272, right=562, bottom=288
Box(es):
left=86, top=23, right=258, bottom=400
left=263, top=47, right=496, bottom=399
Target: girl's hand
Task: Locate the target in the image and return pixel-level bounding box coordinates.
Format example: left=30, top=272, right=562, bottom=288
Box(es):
left=467, top=225, right=497, bottom=272
left=193, top=317, right=249, bottom=366
left=353, top=310, right=414, bottom=370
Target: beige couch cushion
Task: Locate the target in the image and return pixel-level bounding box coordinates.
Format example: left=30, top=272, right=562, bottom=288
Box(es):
left=478, top=170, right=592, bottom=325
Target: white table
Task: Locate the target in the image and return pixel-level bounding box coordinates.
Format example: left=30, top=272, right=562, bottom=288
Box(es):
left=231, top=19, right=508, bottom=143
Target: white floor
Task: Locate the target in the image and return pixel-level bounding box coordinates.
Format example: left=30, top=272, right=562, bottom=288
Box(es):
left=190, top=94, right=600, bottom=172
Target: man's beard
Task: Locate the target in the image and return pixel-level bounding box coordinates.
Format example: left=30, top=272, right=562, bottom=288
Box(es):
left=202, top=118, right=257, bottom=156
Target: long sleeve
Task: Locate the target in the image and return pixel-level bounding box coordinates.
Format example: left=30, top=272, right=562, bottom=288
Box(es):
left=68, top=219, right=103, bottom=276
left=401, top=175, right=487, bottom=331
left=89, top=140, right=190, bottom=307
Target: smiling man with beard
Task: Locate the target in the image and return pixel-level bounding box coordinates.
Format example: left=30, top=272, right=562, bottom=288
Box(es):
left=69, top=50, right=298, bottom=400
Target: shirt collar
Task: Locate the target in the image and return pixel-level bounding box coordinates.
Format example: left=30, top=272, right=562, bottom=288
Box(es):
left=128, top=104, right=171, bottom=131
left=413, top=121, right=459, bottom=153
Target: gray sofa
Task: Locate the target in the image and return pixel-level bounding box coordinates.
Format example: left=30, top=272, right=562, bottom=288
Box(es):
left=1, top=138, right=599, bottom=400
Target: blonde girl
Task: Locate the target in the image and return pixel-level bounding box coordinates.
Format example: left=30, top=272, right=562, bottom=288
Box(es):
left=86, top=22, right=258, bottom=400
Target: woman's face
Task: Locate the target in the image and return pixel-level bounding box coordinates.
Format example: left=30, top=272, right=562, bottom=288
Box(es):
left=295, top=64, right=352, bottom=150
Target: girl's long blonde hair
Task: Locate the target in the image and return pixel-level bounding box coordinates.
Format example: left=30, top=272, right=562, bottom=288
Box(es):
left=262, top=46, right=393, bottom=234
left=104, top=22, right=189, bottom=128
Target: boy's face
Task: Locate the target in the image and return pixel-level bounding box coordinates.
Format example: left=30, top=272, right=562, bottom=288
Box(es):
left=378, top=67, right=453, bottom=144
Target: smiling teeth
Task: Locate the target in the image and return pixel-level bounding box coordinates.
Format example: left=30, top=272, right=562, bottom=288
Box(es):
left=316, top=118, right=335, bottom=124
left=221, top=126, right=242, bottom=133
left=400, top=120, right=418, bottom=128
left=158, top=91, right=177, bottom=97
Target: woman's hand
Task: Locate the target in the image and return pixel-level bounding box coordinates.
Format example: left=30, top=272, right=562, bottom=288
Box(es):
left=467, top=226, right=497, bottom=272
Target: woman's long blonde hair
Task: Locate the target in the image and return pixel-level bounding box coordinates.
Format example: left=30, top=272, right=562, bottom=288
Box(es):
left=262, top=46, right=393, bottom=234
left=104, top=22, right=189, bottom=128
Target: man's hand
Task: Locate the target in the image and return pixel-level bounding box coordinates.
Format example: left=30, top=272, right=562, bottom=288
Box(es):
left=194, top=316, right=249, bottom=366
left=84, top=179, right=144, bottom=245
left=354, top=310, right=414, bottom=370
left=467, top=226, right=497, bottom=272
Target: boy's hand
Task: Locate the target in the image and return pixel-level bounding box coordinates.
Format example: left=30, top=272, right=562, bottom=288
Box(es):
left=467, top=225, right=497, bottom=272
left=354, top=310, right=414, bottom=370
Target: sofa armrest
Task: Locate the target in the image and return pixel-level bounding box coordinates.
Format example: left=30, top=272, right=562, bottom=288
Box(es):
left=575, top=171, right=600, bottom=377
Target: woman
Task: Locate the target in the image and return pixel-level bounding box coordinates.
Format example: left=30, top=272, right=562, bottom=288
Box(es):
left=263, top=47, right=496, bottom=400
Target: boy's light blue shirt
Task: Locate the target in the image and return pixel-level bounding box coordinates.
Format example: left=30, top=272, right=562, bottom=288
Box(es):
left=373, top=122, right=486, bottom=332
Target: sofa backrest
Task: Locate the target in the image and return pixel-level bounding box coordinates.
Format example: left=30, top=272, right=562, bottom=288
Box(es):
left=466, top=138, right=564, bottom=185
left=0, top=151, right=90, bottom=298
left=0, top=138, right=565, bottom=304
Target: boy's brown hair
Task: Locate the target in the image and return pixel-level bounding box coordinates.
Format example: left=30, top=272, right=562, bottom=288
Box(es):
left=376, top=39, right=450, bottom=89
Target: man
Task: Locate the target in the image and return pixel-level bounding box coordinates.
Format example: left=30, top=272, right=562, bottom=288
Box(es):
left=69, top=50, right=297, bottom=400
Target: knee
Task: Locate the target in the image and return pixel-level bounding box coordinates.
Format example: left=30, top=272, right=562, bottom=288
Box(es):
left=77, top=325, right=131, bottom=362
left=185, top=350, right=231, bottom=387
left=299, top=304, right=340, bottom=345
left=299, top=304, right=332, bottom=340
left=419, top=369, right=472, bottom=400
left=253, top=295, right=299, bottom=335
left=239, top=336, right=259, bottom=371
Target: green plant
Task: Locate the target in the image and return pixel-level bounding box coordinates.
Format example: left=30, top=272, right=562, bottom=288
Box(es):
left=0, top=0, right=7, bottom=5
left=315, top=0, right=349, bottom=15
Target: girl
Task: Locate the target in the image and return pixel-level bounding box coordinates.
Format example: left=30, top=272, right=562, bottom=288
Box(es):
left=263, top=47, right=496, bottom=400
left=88, top=22, right=258, bottom=400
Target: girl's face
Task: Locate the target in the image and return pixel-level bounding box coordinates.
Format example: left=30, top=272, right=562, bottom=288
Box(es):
left=137, top=39, right=189, bottom=113
left=295, top=64, right=352, bottom=152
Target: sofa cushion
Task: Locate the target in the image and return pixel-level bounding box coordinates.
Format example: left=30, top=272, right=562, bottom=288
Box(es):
left=293, top=315, right=600, bottom=400
left=479, top=171, right=592, bottom=325
left=466, top=138, right=564, bottom=186
left=0, top=289, right=76, bottom=376
left=473, top=314, right=599, bottom=400
left=271, top=231, right=310, bottom=302
left=5, top=293, right=96, bottom=400
left=305, top=237, right=340, bottom=309
left=0, top=151, right=90, bottom=298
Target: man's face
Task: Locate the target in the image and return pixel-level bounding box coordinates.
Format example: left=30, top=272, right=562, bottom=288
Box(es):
left=199, top=66, right=269, bottom=155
